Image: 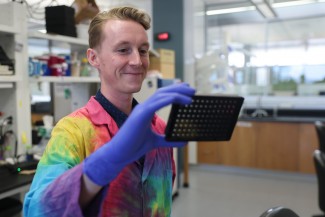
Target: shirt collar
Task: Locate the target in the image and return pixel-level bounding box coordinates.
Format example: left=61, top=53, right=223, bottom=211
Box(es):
left=94, top=90, right=138, bottom=128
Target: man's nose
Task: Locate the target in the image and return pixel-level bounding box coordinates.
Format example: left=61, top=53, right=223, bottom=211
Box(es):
left=129, top=51, right=142, bottom=66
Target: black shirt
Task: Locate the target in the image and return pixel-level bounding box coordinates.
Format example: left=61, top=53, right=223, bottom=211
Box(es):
left=94, top=90, right=138, bottom=128
left=94, top=90, right=145, bottom=167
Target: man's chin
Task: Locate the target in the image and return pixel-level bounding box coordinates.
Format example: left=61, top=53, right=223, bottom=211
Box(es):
left=124, top=76, right=146, bottom=93
left=132, top=87, right=142, bottom=93
left=130, top=80, right=145, bottom=93
left=125, top=84, right=142, bottom=94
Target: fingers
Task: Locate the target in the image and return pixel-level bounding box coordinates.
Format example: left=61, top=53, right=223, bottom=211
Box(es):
left=143, top=83, right=196, bottom=112
left=156, top=83, right=196, bottom=96
left=146, top=92, right=193, bottom=112
left=130, top=83, right=196, bottom=124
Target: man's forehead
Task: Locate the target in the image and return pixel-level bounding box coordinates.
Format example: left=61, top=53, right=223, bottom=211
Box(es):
left=103, top=19, right=144, bottom=29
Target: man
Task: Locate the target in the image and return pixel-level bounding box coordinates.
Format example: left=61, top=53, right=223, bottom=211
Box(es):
left=24, top=6, right=195, bottom=217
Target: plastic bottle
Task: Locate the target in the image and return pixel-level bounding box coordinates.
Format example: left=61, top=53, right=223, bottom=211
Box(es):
left=80, top=58, right=89, bottom=77
left=64, top=55, right=72, bottom=76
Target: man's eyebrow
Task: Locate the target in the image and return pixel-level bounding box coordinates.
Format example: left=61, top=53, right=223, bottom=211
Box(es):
left=114, top=41, right=130, bottom=47
left=114, top=41, right=150, bottom=47
left=141, top=42, right=150, bottom=48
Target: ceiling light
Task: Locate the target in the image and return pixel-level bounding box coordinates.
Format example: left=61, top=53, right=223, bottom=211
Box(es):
left=273, top=0, right=318, bottom=8
left=250, top=0, right=277, bottom=19
left=206, top=6, right=255, bottom=16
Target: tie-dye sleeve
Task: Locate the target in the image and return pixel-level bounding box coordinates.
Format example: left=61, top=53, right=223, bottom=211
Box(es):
left=24, top=163, right=84, bottom=217
left=23, top=116, right=105, bottom=216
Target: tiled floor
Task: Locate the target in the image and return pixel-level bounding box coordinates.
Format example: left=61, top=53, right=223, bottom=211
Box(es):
left=172, top=164, right=320, bottom=217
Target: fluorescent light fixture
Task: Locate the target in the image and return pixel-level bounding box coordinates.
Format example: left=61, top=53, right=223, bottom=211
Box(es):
left=250, top=0, right=277, bottom=19
left=206, top=6, right=255, bottom=16
left=273, top=0, right=318, bottom=8
left=206, top=0, right=324, bottom=17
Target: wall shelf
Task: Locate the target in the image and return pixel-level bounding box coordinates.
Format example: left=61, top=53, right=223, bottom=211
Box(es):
left=28, top=31, right=88, bottom=46
left=0, top=83, right=13, bottom=88
left=0, top=24, right=17, bottom=34
left=0, top=75, right=21, bottom=82
left=29, top=76, right=100, bottom=83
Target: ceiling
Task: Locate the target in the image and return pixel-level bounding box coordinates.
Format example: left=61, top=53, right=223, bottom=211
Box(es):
left=200, top=0, right=325, bottom=49
left=10, top=0, right=325, bottom=49
left=97, top=0, right=325, bottom=47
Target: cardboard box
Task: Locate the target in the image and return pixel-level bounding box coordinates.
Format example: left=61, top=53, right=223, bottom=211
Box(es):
left=155, top=49, right=175, bottom=63
left=149, top=61, right=175, bottom=79
left=149, top=48, right=175, bottom=78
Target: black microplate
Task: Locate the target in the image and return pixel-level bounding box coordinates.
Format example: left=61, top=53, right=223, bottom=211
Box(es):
left=165, top=95, right=244, bottom=141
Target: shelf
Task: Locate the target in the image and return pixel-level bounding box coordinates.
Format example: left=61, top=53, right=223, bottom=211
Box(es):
left=0, top=75, right=20, bottom=82
left=29, top=76, right=100, bottom=83
left=28, top=31, right=88, bottom=46
left=0, top=83, right=13, bottom=88
left=0, top=24, right=17, bottom=34
left=28, top=32, right=161, bottom=56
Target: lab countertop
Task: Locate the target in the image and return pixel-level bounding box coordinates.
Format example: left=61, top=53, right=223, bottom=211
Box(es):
left=239, top=116, right=325, bottom=123
left=0, top=163, right=35, bottom=195
left=240, top=107, right=325, bottom=123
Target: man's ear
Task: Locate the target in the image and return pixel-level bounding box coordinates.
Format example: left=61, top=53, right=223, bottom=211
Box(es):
left=87, top=48, right=100, bottom=68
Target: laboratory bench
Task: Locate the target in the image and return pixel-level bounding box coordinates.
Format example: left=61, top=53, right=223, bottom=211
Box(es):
left=0, top=173, right=32, bottom=201
left=0, top=163, right=35, bottom=200
left=197, top=115, right=320, bottom=174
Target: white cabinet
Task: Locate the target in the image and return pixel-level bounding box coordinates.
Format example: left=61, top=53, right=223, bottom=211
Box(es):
left=0, top=2, right=31, bottom=157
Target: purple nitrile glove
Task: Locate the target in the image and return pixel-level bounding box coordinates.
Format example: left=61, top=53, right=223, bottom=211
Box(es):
left=83, top=82, right=196, bottom=186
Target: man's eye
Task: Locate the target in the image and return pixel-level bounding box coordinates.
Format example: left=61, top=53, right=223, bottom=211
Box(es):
left=140, top=49, right=149, bottom=55
left=118, top=48, right=130, bottom=53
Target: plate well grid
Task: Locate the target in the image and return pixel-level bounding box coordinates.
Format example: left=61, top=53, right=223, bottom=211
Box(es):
left=165, top=95, right=244, bottom=141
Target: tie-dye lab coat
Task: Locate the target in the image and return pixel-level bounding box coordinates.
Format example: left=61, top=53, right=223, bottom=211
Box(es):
left=24, top=97, right=176, bottom=217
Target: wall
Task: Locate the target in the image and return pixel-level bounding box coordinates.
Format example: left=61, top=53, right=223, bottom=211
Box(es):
left=153, top=0, right=204, bottom=164
left=152, top=0, right=183, bottom=79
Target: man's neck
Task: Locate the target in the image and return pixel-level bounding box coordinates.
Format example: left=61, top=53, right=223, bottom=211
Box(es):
left=100, top=90, right=133, bottom=115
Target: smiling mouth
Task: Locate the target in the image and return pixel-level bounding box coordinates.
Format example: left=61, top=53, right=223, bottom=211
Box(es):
left=124, top=73, right=143, bottom=76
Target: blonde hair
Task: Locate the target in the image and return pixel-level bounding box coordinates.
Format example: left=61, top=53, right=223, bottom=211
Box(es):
left=88, top=6, right=151, bottom=49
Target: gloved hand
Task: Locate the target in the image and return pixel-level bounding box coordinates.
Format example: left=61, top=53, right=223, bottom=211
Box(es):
left=83, top=82, right=196, bottom=186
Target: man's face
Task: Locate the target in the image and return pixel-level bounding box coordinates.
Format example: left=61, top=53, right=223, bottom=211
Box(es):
left=95, top=19, right=150, bottom=95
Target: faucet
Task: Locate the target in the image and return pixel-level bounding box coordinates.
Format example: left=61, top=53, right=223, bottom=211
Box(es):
left=251, top=96, right=268, bottom=118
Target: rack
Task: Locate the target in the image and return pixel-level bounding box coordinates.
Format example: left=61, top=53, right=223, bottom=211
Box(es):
left=29, top=76, right=100, bottom=83
left=0, top=2, right=31, bottom=157
left=28, top=31, right=88, bottom=46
